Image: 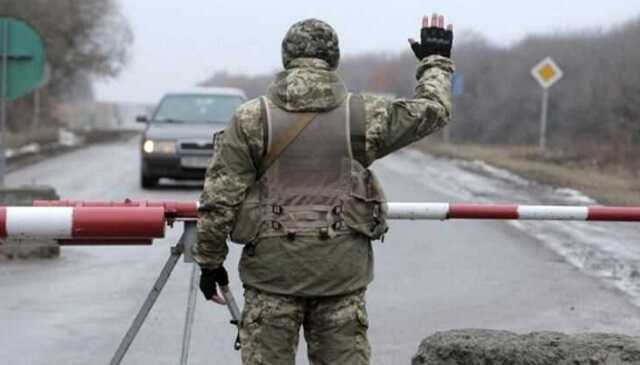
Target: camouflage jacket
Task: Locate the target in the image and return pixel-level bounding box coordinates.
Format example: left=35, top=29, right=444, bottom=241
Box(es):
left=195, top=56, right=454, bottom=272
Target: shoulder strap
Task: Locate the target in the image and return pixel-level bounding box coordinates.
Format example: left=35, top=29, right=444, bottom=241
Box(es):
left=349, top=93, right=367, bottom=166
left=260, top=111, right=318, bottom=176
left=259, top=96, right=269, bottom=158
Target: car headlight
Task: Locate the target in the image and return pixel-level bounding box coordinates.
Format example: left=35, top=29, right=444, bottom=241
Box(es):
left=142, top=140, right=176, bottom=154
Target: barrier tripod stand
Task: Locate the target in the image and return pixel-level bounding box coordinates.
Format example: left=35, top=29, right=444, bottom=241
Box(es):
left=109, top=221, right=242, bottom=365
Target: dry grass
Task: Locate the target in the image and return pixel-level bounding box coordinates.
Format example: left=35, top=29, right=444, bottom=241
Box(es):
left=416, top=141, right=640, bottom=206
left=5, top=128, right=59, bottom=149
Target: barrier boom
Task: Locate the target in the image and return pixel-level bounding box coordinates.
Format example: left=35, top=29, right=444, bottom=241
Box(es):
left=0, top=206, right=165, bottom=244
left=388, top=203, right=640, bottom=222
left=33, top=200, right=198, bottom=219
left=0, top=200, right=637, bottom=243
left=33, top=200, right=640, bottom=222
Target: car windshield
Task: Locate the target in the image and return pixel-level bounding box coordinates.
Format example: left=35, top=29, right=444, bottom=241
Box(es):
left=153, top=94, right=244, bottom=124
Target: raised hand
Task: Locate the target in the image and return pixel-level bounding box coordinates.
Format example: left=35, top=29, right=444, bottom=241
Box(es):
left=409, top=13, right=454, bottom=60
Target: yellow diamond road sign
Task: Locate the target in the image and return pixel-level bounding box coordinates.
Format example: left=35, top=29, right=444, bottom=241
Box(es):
left=531, top=57, right=563, bottom=89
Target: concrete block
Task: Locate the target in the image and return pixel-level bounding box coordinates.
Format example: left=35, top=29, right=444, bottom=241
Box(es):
left=412, top=329, right=640, bottom=365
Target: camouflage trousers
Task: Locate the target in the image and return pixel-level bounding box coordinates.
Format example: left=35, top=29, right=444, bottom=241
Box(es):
left=239, top=287, right=370, bottom=365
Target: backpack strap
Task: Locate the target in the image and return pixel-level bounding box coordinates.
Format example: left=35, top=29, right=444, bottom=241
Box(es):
left=349, top=93, right=367, bottom=166
left=259, top=96, right=270, bottom=158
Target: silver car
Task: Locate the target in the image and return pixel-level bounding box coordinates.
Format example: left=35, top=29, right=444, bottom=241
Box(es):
left=137, top=87, right=246, bottom=188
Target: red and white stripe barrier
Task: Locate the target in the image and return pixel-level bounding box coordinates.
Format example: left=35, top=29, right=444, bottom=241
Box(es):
left=1, top=200, right=639, bottom=243
left=388, top=203, right=640, bottom=221
left=0, top=206, right=166, bottom=244
left=26, top=200, right=640, bottom=222
left=33, top=200, right=198, bottom=219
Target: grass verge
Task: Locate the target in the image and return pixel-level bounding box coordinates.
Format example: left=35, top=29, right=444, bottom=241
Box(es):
left=6, top=128, right=59, bottom=149
left=416, top=141, right=640, bottom=206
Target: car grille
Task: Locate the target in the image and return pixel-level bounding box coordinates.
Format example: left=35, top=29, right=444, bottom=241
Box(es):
left=180, top=141, right=213, bottom=153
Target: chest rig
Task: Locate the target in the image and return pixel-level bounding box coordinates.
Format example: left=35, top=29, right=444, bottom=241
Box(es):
left=230, top=94, right=388, bottom=244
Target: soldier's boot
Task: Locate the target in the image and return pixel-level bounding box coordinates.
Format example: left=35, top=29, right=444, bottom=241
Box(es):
left=304, top=289, right=371, bottom=365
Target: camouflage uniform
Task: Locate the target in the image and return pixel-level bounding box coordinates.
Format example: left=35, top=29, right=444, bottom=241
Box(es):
left=195, top=19, right=454, bottom=364
left=240, top=288, right=369, bottom=365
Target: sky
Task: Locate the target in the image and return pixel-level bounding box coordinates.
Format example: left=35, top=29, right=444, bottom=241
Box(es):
left=95, top=0, right=640, bottom=103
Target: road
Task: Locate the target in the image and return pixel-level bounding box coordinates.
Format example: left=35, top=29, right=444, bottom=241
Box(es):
left=2, top=138, right=640, bottom=365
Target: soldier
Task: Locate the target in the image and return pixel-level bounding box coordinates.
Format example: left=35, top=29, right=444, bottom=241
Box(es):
left=195, top=14, right=454, bottom=365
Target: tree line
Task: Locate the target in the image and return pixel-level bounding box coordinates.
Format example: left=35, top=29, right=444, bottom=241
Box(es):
left=203, top=15, right=640, bottom=165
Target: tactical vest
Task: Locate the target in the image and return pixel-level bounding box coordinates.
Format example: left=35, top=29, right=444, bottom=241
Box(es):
left=230, top=94, right=388, bottom=244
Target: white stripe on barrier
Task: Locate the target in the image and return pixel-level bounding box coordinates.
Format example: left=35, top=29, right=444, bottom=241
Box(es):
left=517, top=205, right=589, bottom=220
left=387, top=203, right=449, bottom=220
left=6, top=207, right=73, bottom=239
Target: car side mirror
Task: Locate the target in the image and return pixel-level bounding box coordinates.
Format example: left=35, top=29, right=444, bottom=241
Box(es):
left=136, top=115, right=149, bottom=123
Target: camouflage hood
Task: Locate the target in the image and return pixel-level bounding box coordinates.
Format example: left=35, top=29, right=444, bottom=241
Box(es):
left=267, top=58, right=347, bottom=112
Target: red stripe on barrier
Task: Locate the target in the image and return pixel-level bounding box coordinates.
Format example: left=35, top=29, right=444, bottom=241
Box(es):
left=587, top=207, right=640, bottom=222
left=58, top=239, right=153, bottom=246
left=449, top=204, right=519, bottom=219
left=0, top=207, right=6, bottom=238
left=71, top=207, right=166, bottom=238
left=146, top=201, right=198, bottom=218
left=34, top=200, right=199, bottom=219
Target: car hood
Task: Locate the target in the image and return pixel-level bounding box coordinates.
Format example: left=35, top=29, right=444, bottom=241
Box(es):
left=144, top=123, right=226, bottom=140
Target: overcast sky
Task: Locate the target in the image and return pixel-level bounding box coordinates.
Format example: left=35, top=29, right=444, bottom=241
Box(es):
left=95, top=0, right=640, bottom=103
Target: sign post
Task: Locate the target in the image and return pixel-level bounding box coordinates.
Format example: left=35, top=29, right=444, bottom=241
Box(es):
left=531, top=57, right=563, bottom=151
left=444, top=72, right=464, bottom=143
left=0, top=17, right=45, bottom=185
left=1, top=19, right=9, bottom=186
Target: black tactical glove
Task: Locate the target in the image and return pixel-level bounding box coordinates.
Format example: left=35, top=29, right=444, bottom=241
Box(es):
left=409, top=20, right=453, bottom=59
left=199, top=266, right=229, bottom=301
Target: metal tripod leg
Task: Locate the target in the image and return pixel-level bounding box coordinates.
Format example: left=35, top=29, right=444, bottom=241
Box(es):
left=109, top=221, right=240, bottom=364
left=180, top=263, right=199, bottom=365
left=109, top=242, right=184, bottom=365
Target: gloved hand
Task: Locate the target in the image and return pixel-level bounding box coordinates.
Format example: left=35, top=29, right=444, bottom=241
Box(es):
left=409, top=13, right=454, bottom=60
left=199, top=266, right=229, bottom=304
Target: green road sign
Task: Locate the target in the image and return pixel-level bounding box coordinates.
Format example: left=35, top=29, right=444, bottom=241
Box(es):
left=0, top=17, right=45, bottom=101
left=0, top=18, right=46, bottom=185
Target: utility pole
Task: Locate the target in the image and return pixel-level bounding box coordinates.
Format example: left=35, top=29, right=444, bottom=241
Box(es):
left=446, top=72, right=464, bottom=144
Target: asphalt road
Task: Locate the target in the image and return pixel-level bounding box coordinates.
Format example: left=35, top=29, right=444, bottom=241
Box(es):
left=2, top=138, right=640, bottom=365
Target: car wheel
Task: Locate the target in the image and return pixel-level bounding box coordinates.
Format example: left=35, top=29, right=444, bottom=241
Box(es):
left=141, top=172, right=158, bottom=189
